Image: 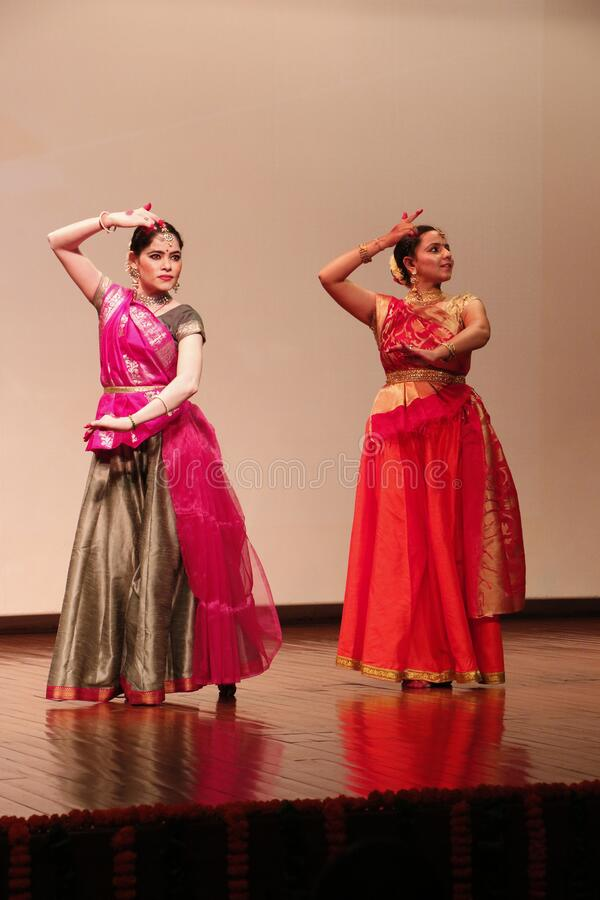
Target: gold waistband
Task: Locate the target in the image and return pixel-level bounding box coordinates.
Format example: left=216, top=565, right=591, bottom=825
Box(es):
left=103, top=385, right=167, bottom=393
left=385, top=369, right=466, bottom=386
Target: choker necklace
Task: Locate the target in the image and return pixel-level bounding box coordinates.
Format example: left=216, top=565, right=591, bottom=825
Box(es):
left=405, top=286, right=445, bottom=306
left=134, top=290, right=171, bottom=309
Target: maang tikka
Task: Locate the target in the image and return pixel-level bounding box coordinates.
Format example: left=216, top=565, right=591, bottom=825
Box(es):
left=153, top=220, right=175, bottom=243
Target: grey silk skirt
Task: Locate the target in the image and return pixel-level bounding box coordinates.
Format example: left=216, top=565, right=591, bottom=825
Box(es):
left=46, top=434, right=201, bottom=704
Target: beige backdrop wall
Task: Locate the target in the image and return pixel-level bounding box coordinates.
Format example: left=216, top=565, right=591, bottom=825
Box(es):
left=1, top=0, right=599, bottom=615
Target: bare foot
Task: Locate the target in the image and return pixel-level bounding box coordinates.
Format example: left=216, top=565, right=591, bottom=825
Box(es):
left=402, top=679, right=431, bottom=689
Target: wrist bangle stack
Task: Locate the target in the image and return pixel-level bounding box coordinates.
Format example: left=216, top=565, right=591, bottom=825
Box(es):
left=442, top=342, right=457, bottom=361
left=128, top=415, right=137, bottom=430
left=99, top=211, right=116, bottom=233
left=358, top=238, right=385, bottom=264
left=358, top=243, right=372, bottom=264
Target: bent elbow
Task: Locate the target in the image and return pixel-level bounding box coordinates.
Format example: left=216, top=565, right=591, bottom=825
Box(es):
left=184, top=379, right=200, bottom=398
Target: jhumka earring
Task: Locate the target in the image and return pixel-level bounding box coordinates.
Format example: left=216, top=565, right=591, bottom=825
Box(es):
left=172, top=280, right=180, bottom=294
left=410, top=271, right=423, bottom=302
left=125, top=262, right=140, bottom=286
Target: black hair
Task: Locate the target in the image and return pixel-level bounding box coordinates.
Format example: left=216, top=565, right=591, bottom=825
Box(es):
left=129, top=221, right=184, bottom=256
left=393, top=224, right=441, bottom=284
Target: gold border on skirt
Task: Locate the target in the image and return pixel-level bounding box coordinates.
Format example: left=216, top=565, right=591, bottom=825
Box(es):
left=336, top=655, right=505, bottom=684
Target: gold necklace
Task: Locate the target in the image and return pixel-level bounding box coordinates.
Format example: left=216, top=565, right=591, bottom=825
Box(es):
left=134, top=289, right=171, bottom=309
left=406, top=286, right=445, bottom=306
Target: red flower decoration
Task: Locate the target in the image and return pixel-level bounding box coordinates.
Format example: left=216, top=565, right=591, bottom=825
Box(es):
left=525, top=792, right=546, bottom=899
left=450, top=800, right=472, bottom=900
left=112, top=826, right=136, bottom=900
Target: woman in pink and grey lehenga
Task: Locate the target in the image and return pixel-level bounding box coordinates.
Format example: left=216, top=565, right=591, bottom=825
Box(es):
left=46, top=203, right=281, bottom=705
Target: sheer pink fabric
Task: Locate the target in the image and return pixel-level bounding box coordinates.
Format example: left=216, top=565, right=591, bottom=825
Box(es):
left=88, top=283, right=282, bottom=684
left=161, top=407, right=282, bottom=684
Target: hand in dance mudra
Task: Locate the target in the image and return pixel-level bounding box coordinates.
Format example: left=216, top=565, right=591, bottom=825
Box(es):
left=380, top=210, right=422, bottom=248
left=399, top=344, right=452, bottom=366
left=84, top=415, right=133, bottom=440
left=107, top=202, right=162, bottom=231
left=388, top=212, right=452, bottom=367
left=82, top=201, right=171, bottom=442
left=316, top=208, right=423, bottom=327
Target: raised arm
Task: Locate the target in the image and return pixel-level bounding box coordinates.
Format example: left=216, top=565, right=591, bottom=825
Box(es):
left=47, top=204, right=160, bottom=303
left=317, top=210, right=423, bottom=325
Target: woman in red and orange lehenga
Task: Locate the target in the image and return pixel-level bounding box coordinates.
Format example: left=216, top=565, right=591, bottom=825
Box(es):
left=318, top=211, right=525, bottom=688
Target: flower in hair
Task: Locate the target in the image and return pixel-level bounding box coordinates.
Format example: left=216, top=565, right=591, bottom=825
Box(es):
left=389, top=254, right=407, bottom=285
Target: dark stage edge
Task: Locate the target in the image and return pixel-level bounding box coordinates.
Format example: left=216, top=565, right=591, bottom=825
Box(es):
left=1, top=782, right=599, bottom=899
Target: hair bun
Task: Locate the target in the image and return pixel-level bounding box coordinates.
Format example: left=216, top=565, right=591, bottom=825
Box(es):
left=389, top=254, right=407, bottom=285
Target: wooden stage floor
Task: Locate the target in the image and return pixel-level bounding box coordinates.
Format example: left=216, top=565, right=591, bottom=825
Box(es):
left=1, top=618, right=599, bottom=819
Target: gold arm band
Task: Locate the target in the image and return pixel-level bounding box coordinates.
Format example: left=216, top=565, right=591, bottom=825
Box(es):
left=385, top=369, right=466, bottom=386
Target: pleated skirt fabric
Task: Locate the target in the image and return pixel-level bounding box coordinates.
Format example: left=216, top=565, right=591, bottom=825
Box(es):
left=47, top=434, right=202, bottom=704
left=337, top=385, right=525, bottom=684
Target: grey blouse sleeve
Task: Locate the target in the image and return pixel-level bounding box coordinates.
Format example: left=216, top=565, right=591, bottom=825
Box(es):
left=175, top=306, right=206, bottom=343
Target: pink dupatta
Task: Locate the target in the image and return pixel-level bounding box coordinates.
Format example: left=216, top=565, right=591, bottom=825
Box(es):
left=88, top=282, right=282, bottom=684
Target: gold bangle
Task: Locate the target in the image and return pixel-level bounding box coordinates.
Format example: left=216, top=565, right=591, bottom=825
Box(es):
left=358, top=243, right=372, bottom=264
left=128, top=414, right=137, bottom=430
left=157, top=396, right=170, bottom=416
left=442, top=342, right=457, bottom=360
left=99, top=211, right=116, bottom=233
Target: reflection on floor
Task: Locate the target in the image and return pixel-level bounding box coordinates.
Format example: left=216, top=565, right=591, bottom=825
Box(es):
left=0, top=617, right=599, bottom=817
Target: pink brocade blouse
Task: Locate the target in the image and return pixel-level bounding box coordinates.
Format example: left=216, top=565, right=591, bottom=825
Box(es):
left=85, top=275, right=205, bottom=454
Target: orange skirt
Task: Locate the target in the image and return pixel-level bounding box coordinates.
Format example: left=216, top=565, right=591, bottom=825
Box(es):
left=337, top=384, right=525, bottom=684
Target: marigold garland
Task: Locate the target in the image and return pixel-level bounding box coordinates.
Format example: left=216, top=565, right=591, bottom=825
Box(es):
left=224, top=805, right=249, bottom=900
left=568, top=789, right=589, bottom=899
left=524, top=791, right=546, bottom=900
left=322, top=796, right=347, bottom=860
left=112, top=825, right=136, bottom=900
left=7, top=821, right=31, bottom=900
left=450, top=799, right=472, bottom=900
left=0, top=781, right=598, bottom=897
